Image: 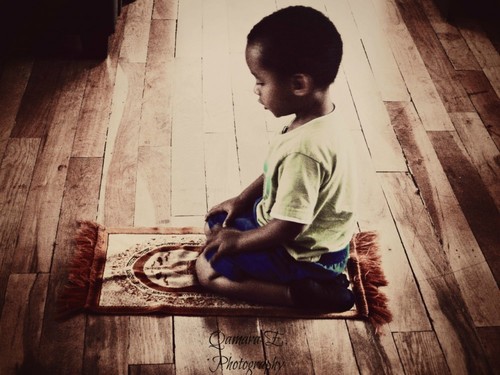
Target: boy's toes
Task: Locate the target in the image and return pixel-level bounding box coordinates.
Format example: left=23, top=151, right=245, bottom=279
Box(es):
left=332, top=273, right=350, bottom=288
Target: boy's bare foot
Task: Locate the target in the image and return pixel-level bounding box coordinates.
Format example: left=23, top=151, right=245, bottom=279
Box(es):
left=289, top=275, right=354, bottom=312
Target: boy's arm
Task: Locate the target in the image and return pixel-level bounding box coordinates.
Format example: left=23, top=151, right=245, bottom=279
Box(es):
left=238, top=174, right=264, bottom=204
left=206, top=174, right=264, bottom=224
left=205, top=218, right=304, bottom=263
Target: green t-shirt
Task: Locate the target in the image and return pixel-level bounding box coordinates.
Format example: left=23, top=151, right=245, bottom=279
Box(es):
left=255, top=110, right=357, bottom=261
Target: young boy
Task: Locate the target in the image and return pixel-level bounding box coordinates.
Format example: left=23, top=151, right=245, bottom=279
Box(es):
left=196, top=6, right=356, bottom=312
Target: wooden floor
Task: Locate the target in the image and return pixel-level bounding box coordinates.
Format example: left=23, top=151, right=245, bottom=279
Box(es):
left=0, top=0, right=499, bottom=374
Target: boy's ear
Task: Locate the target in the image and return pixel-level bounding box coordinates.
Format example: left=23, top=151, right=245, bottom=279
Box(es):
left=290, top=74, right=313, bottom=96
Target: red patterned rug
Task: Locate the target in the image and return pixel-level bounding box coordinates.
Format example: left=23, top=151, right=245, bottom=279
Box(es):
left=59, top=221, right=392, bottom=329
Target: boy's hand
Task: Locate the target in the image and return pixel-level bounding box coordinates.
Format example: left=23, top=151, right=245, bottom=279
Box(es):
left=206, top=174, right=263, bottom=227
left=206, top=196, right=248, bottom=227
left=204, top=226, right=242, bottom=263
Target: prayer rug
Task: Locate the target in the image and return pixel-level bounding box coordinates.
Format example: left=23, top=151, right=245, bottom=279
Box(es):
left=59, top=221, right=392, bottom=329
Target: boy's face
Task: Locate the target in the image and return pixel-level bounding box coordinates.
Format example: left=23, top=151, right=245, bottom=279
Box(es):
left=245, top=43, right=296, bottom=118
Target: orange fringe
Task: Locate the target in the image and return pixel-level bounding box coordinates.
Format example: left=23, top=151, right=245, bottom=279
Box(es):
left=57, top=220, right=103, bottom=318
left=348, top=231, right=393, bottom=332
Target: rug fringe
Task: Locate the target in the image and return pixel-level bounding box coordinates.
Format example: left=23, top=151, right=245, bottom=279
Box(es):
left=57, top=220, right=103, bottom=318
left=350, top=231, right=393, bottom=332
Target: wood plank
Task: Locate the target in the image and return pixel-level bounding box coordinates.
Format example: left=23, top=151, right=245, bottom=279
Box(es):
left=436, top=28, right=481, bottom=71
left=119, top=0, right=153, bottom=63
left=175, top=0, right=202, bottom=58
left=128, top=316, right=174, bottom=364
left=204, top=133, right=241, bottom=209
left=109, top=3, right=130, bottom=57
left=428, top=130, right=500, bottom=283
left=12, top=62, right=89, bottom=274
left=304, top=320, right=359, bottom=374
left=129, top=364, right=175, bottom=375
left=146, top=19, right=176, bottom=65
left=140, top=19, right=175, bottom=147
left=457, top=68, right=497, bottom=95
left=37, top=156, right=102, bottom=374
left=170, top=57, right=206, bottom=216
left=380, top=172, right=492, bottom=375
left=71, top=4, right=127, bottom=157
left=97, top=62, right=144, bottom=226
left=477, top=326, right=500, bottom=374
left=201, top=1, right=234, bottom=134
left=480, top=12, right=500, bottom=52
left=153, top=0, right=178, bottom=20
left=346, top=320, right=405, bottom=374
left=174, top=316, right=222, bottom=375
left=448, top=112, right=500, bottom=209
left=127, top=0, right=154, bottom=22
left=84, top=316, right=129, bottom=375
left=394, top=0, right=475, bottom=112
left=140, top=58, right=173, bottom=147
left=258, top=319, right=313, bottom=374
left=10, top=60, right=65, bottom=138
left=120, top=21, right=152, bottom=64
left=330, top=69, right=362, bottom=131
left=483, top=66, right=500, bottom=99
left=168, top=215, right=205, bottom=228
left=0, top=59, right=32, bottom=160
left=202, top=57, right=234, bottom=133
left=0, top=273, right=49, bottom=374
left=387, top=101, right=500, bottom=327
left=71, top=60, right=117, bottom=157
left=134, top=146, right=171, bottom=226
left=202, top=0, right=230, bottom=59
left=0, top=138, right=39, bottom=311
left=457, top=70, right=500, bottom=149
left=418, top=0, right=481, bottom=70
left=325, top=0, right=407, bottom=172
left=457, top=17, right=500, bottom=69
left=352, top=130, right=431, bottom=332
left=213, top=317, right=267, bottom=375
left=347, top=0, right=410, bottom=101
left=371, top=0, right=454, bottom=131
left=393, top=331, right=451, bottom=374
left=140, top=20, right=176, bottom=149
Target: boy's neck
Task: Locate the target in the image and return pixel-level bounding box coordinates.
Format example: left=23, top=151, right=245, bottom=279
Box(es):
left=288, top=91, right=334, bottom=131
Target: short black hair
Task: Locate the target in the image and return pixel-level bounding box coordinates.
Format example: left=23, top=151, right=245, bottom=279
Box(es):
left=247, top=6, right=343, bottom=88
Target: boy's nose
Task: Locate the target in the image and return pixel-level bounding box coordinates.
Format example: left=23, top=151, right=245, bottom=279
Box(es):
left=253, top=85, right=260, bottom=96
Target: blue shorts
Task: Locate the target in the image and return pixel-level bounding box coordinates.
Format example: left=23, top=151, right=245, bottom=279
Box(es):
left=205, top=202, right=349, bottom=284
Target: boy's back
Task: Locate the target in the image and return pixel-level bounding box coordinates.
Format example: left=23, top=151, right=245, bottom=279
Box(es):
left=256, top=109, right=357, bottom=261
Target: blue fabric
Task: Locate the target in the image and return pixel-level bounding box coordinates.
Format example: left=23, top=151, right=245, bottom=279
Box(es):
left=205, top=201, right=349, bottom=284
left=206, top=211, right=258, bottom=232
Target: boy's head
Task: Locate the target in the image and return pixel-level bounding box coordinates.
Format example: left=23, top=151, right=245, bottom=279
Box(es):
left=247, top=6, right=343, bottom=90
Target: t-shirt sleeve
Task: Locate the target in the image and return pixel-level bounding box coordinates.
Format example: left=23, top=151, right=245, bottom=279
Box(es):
left=270, top=153, right=322, bottom=224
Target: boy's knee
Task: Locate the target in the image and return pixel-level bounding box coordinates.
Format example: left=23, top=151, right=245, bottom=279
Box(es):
left=195, top=250, right=218, bottom=288
left=204, top=221, right=211, bottom=236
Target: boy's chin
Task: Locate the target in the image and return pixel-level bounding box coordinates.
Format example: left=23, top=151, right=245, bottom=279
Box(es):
left=273, top=110, right=293, bottom=118
left=263, top=105, right=292, bottom=118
